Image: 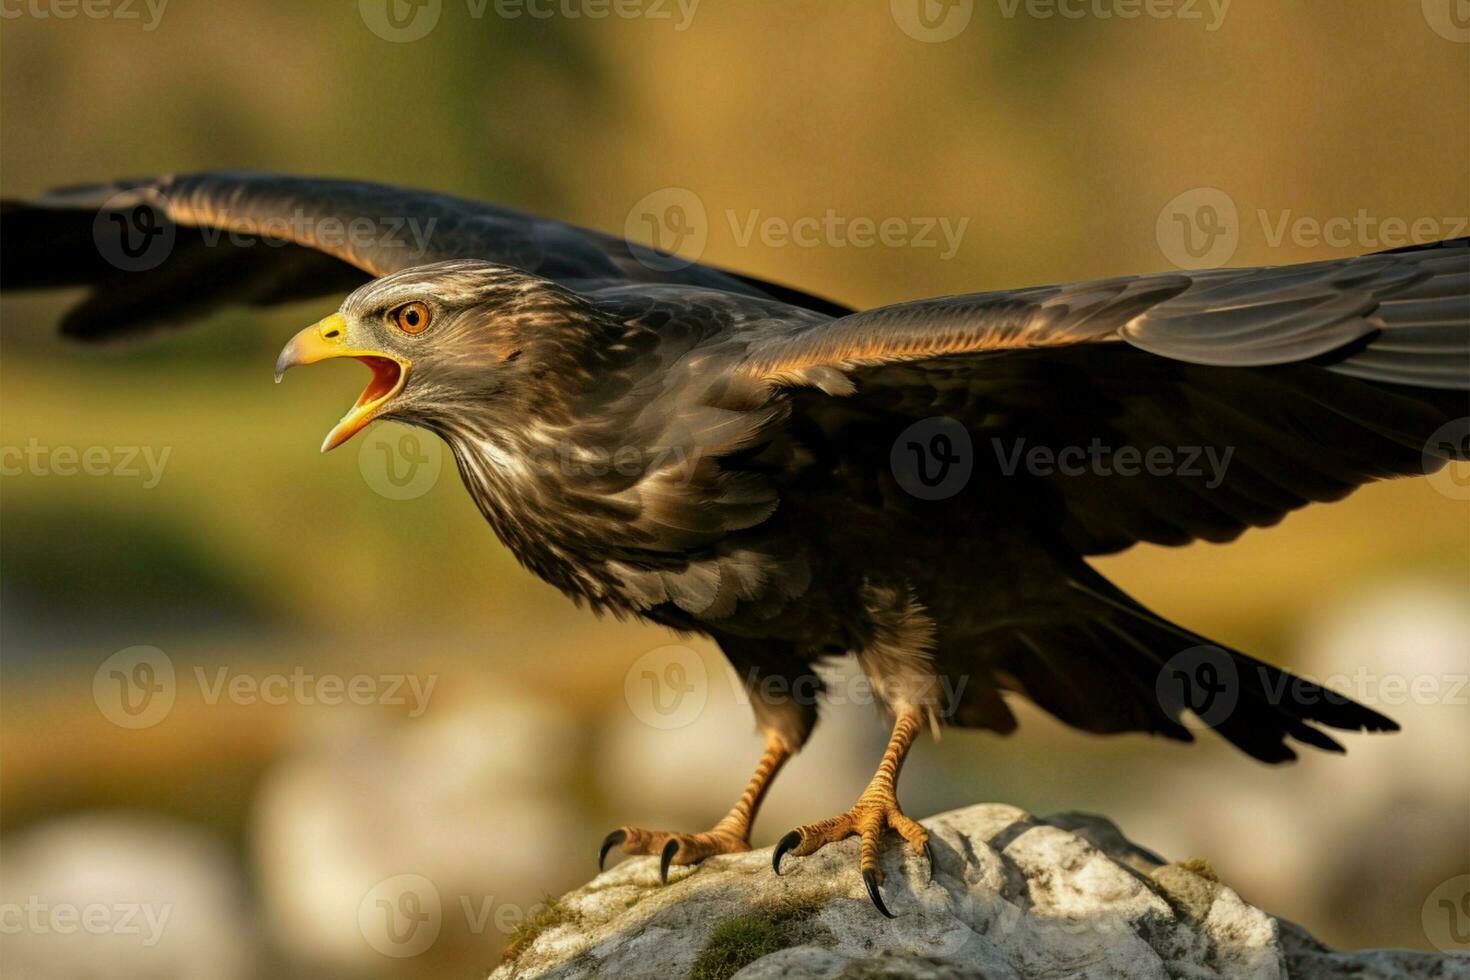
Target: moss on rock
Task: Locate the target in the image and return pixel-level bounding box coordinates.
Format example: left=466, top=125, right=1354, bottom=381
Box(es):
left=503, top=898, right=576, bottom=964
left=688, top=915, right=784, bottom=980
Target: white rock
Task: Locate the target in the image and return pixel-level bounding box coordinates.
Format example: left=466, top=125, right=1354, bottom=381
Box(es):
left=0, top=814, right=255, bottom=980
left=488, top=803, right=1468, bottom=980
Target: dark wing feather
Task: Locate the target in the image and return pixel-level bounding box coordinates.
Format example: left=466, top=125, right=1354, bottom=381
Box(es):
left=741, top=240, right=1467, bottom=389
left=740, top=240, right=1469, bottom=556
left=1, top=171, right=850, bottom=340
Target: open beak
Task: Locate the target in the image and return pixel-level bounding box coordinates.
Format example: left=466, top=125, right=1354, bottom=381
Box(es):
left=274, top=313, right=410, bottom=452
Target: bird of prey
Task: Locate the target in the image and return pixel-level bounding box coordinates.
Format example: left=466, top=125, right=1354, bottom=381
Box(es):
left=4, top=172, right=1467, bottom=916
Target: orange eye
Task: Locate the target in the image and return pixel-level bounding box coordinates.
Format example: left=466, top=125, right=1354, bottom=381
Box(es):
left=392, top=302, right=430, bottom=334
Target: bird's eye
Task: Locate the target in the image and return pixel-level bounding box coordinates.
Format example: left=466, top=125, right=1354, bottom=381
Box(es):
left=392, top=302, right=431, bottom=334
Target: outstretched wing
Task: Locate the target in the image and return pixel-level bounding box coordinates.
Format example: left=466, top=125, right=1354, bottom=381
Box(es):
left=738, top=239, right=1469, bottom=555
left=0, top=170, right=851, bottom=340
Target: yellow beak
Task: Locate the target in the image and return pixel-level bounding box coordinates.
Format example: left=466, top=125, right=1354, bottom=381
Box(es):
left=274, top=313, right=410, bottom=452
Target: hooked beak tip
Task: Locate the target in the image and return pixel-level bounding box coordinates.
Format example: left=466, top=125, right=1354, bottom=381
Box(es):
left=275, top=312, right=408, bottom=452
left=320, top=427, right=350, bottom=454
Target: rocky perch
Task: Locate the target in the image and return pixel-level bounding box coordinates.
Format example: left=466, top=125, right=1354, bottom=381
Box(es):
left=489, top=804, right=1466, bottom=980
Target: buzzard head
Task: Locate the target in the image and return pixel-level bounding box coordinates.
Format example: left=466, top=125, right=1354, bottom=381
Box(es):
left=273, top=259, right=602, bottom=451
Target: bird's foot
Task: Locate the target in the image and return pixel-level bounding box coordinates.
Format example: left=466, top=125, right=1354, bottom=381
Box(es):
left=598, top=825, right=750, bottom=883
left=598, top=732, right=792, bottom=884
left=771, top=785, right=931, bottom=918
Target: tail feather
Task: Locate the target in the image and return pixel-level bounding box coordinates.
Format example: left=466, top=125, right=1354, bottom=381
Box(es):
left=1082, top=575, right=1396, bottom=762
left=948, top=566, right=1398, bottom=764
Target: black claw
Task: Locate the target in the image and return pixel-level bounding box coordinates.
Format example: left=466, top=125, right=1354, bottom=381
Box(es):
left=773, top=830, right=801, bottom=876
left=922, top=839, right=935, bottom=880
left=659, top=839, right=680, bottom=883
left=598, top=830, right=626, bottom=872
left=863, top=868, right=894, bottom=918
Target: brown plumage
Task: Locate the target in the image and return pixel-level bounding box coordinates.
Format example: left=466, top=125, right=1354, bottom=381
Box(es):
left=5, top=172, right=1467, bottom=914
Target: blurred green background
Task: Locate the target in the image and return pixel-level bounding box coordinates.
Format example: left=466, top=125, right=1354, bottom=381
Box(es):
left=2, top=2, right=1467, bottom=976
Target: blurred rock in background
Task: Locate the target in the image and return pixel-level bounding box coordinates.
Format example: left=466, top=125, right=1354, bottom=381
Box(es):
left=253, top=691, right=583, bottom=973
left=0, top=815, right=256, bottom=980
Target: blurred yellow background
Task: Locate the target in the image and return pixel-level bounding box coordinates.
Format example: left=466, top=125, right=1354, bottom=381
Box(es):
left=2, top=2, right=1467, bottom=977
